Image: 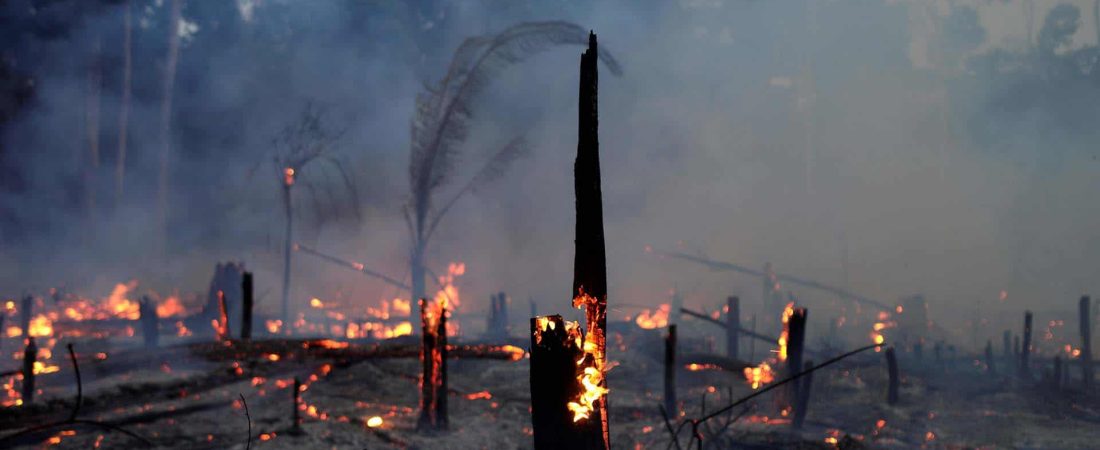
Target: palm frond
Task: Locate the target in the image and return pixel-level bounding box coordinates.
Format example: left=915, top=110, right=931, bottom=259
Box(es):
left=409, top=21, right=622, bottom=223
left=425, top=136, right=529, bottom=241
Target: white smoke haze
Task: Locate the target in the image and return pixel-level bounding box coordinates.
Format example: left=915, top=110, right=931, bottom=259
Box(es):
left=1, top=0, right=1099, bottom=346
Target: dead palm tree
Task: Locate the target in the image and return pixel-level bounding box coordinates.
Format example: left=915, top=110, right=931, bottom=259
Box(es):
left=405, top=21, right=622, bottom=303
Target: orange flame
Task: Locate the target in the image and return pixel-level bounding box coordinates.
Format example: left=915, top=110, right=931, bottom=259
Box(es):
left=634, top=303, right=670, bottom=329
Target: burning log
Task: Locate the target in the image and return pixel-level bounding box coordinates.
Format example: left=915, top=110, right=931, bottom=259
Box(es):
left=436, top=304, right=449, bottom=430
left=138, top=296, right=158, bottom=348
left=530, top=315, right=603, bottom=449
left=792, top=360, right=814, bottom=429
left=885, top=346, right=899, bottom=405
left=21, top=337, right=37, bottom=405
left=984, top=340, right=995, bottom=375
left=241, top=272, right=253, bottom=340
left=1020, top=311, right=1033, bottom=380
left=726, top=296, right=740, bottom=360
left=664, top=325, right=677, bottom=415
left=1080, top=296, right=1093, bottom=392
left=290, top=376, right=302, bottom=435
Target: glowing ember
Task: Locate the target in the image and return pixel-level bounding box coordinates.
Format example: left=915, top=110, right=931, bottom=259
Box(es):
left=465, top=391, right=492, bottom=400
left=366, top=416, right=384, bottom=428
left=310, top=298, right=324, bottom=308
left=156, top=296, right=185, bottom=318
left=266, top=320, right=283, bottom=334
left=776, top=302, right=795, bottom=361
left=742, top=362, right=776, bottom=389
left=27, top=314, right=53, bottom=338
left=685, top=363, right=722, bottom=371
left=284, top=167, right=296, bottom=186
left=634, top=303, right=670, bottom=329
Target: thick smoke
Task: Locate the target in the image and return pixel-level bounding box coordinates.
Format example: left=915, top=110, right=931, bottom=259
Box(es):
left=1, top=0, right=1099, bottom=347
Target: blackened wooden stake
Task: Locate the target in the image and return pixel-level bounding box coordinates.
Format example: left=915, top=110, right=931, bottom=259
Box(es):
left=787, top=308, right=808, bottom=412
left=726, top=297, right=740, bottom=360
left=1021, top=311, right=1033, bottom=380
left=417, top=298, right=437, bottom=431
left=290, top=376, right=302, bottom=435
left=21, top=337, right=37, bottom=405
left=885, top=346, right=899, bottom=405
left=1002, top=330, right=1011, bottom=363
left=1080, top=296, right=1093, bottom=391
left=139, top=296, right=158, bottom=348
left=793, top=360, right=814, bottom=429
left=664, top=325, right=677, bottom=415
left=241, top=272, right=253, bottom=340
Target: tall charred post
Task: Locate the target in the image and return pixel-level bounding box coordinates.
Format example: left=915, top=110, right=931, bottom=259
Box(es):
left=1003, top=330, right=1011, bottom=363
left=787, top=308, right=808, bottom=413
left=727, top=296, right=740, bottom=360
left=885, top=346, right=899, bottom=405
left=1021, top=311, right=1033, bottom=380
left=531, top=315, right=600, bottom=449
left=21, top=337, right=36, bottom=405
left=664, top=325, right=677, bottom=415
left=1080, top=296, right=1093, bottom=391
left=139, top=295, right=158, bottom=347
left=241, top=272, right=253, bottom=340
left=571, top=31, right=610, bottom=448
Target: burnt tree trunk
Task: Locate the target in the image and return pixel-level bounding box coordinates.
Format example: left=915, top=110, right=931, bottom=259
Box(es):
left=139, top=296, right=158, bottom=348
left=885, top=346, right=899, bottom=405
left=531, top=315, right=601, bottom=449
left=726, top=296, right=740, bottom=360
left=1003, top=330, right=1011, bottom=363
left=786, top=308, right=808, bottom=413
left=290, top=377, right=302, bottom=435
left=281, top=182, right=292, bottom=326
left=115, top=0, right=132, bottom=202
left=1021, top=311, right=1033, bottom=380
left=436, top=305, right=449, bottom=430
left=21, top=338, right=36, bottom=405
left=241, top=272, right=253, bottom=340
left=571, top=31, right=609, bottom=449
left=417, top=298, right=438, bottom=431
left=664, top=325, right=677, bottom=415
left=1080, top=296, right=1093, bottom=391
left=217, top=291, right=231, bottom=340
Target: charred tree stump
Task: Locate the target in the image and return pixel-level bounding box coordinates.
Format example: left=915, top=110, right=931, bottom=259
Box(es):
left=1080, top=296, right=1093, bottom=392
left=1014, top=335, right=1020, bottom=362
left=726, top=296, right=740, bottom=360
left=1053, top=356, right=1063, bottom=391
left=984, top=340, right=995, bottom=375
left=290, top=376, right=302, bottom=435
left=19, top=295, right=32, bottom=338
left=531, top=315, right=602, bottom=449
left=664, top=325, right=677, bottom=415
left=436, top=305, right=449, bottom=430
left=138, top=296, right=158, bottom=348
left=885, top=346, right=899, bottom=405
left=793, top=360, right=814, bottom=429
left=786, top=308, right=808, bottom=413
left=570, top=31, right=610, bottom=449
left=241, top=272, right=253, bottom=340
left=1003, top=330, right=1011, bottom=363
left=1020, top=311, right=1033, bottom=380
left=417, top=298, right=439, bottom=431
left=488, top=292, right=510, bottom=339
left=21, top=337, right=36, bottom=405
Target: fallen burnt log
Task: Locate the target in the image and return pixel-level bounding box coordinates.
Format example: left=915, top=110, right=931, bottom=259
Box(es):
left=190, top=338, right=525, bottom=362
left=680, top=353, right=752, bottom=373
